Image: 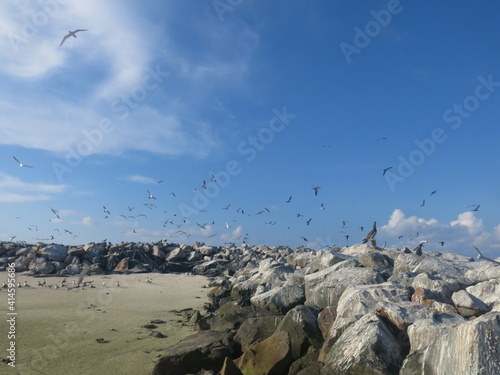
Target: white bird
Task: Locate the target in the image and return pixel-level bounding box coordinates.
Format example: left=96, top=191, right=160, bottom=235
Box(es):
left=115, top=281, right=120, bottom=287
left=147, top=190, right=156, bottom=200
left=59, top=29, right=88, bottom=47
left=13, top=156, right=33, bottom=168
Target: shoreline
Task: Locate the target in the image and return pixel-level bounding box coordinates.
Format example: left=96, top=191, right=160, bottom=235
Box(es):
left=0, top=272, right=210, bottom=375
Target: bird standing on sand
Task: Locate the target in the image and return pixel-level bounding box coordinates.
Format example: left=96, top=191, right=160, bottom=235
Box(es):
left=59, top=29, right=88, bottom=47
left=412, top=240, right=428, bottom=256
left=362, top=222, right=377, bottom=249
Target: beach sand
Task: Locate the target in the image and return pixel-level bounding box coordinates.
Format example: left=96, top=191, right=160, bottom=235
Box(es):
left=1, top=272, right=210, bottom=375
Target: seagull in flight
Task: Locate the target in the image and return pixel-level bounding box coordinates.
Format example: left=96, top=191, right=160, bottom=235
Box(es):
left=147, top=190, right=156, bottom=200
left=382, top=167, right=392, bottom=176
left=472, top=246, right=500, bottom=265
left=412, top=240, right=428, bottom=256
left=59, top=29, right=88, bottom=47
left=469, top=204, right=480, bottom=212
left=50, top=208, right=60, bottom=219
left=286, top=196, right=292, bottom=203
left=103, top=206, right=111, bottom=215
left=13, top=156, right=33, bottom=168
left=430, top=190, right=437, bottom=196
left=420, top=200, right=425, bottom=207
left=312, top=186, right=320, bottom=196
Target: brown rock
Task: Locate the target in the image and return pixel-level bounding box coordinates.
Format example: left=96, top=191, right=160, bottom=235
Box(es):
left=220, top=357, right=244, bottom=375
left=317, top=307, right=336, bottom=339
left=236, top=331, right=292, bottom=375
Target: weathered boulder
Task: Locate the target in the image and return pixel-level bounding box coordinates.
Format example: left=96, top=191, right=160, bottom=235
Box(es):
left=336, top=282, right=412, bottom=320
left=250, top=284, right=305, bottom=314
left=465, top=260, right=500, bottom=282
left=166, top=246, right=191, bottom=262
left=234, top=315, right=284, bottom=352
left=317, top=306, right=336, bottom=339
left=451, top=289, right=491, bottom=318
left=235, top=331, right=292, bottom=375
left=411, top=287, right=458, bottom=314
left=13, top=256, right=30, bottom=272
left=358, top=248, right=394, bottom=270
left=151, top=330, right=236, bottom=375
left=466, top=278, right=500, bottom=310
left=400, top=312, right=500, bottom=375
left=113, top=257, right=130, bottom=272
left=320, top=313, right=404, bottom=375
left=305, top=266, right=384, bottom=309
left=38, top=244, right=68, bottom=262
left=274, top=305, right=324, bottom=360
left=29, top=257, right=55, bottom=274
left=375, top=301, right=437, bottom=330
left=192, top=259, right=229, bottom=276
left=406, top=312, right=466, bottom=353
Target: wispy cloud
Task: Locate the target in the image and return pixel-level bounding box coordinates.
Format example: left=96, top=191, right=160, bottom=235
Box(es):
left=0, top=173, right=67, bottom=202
left=123, top=175, right=158, bottom=184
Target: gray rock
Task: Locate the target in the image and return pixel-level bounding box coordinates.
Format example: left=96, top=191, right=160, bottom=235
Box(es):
left=465, top=261, right=500, bottom=282
left=466, top=278, right=500, bottom=309
left=336, top=282, right=412, bottom=320
left=400, top=312, right=500, bottom=375
left=234, top=315, right=284, bottom=352
left=13, top=256, right=31, bottom=272
left=38, top=244, right=68, bottom=262
left=274, top=305, right=323, bottom=360
left=412, top=273, right=463, bottom=304
left=250, top=284, right=305, bottom=314
left=152, top=330, right=236, bottom=375
left=375, top=301, right=437, bottom=330
left=406, top=312, right=466, bottom=353
left=358, top=248, right=394, bottom=270
left=29, top=257, right=55, bottom=274
left=320, top=313, right=404, bottom=375
left=305, top=266, right=384, bottom=309
left=451, top=289, right=491, bottom=317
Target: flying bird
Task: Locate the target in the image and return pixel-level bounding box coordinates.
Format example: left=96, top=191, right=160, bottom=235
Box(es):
left=472, top=246, right=500, bottom=265
left=469, top=205, right=480, bottom=212
left=59, top=29, right=88, bottom=47
left=286, top=196, right=292, bottom=203
left=320, top=203, right=325, bottom=210
left=50, top=208, right=60, bottom=219
left=13, top=156, right=33, bottom=168
left=312, top=186, right=320, bottom=196
left=420, top=200, right=425, bottom=207
left=430, top=190, right=437, bottom=196
left=306, top=218, right=312, bottom=226
left=103, top=206, right=111, bottom=215
left=382, top=167, right=392, bottom=176
left=147, top=190, right=156, bottom=200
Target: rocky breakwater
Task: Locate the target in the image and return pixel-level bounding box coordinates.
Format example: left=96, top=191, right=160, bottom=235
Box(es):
left=1, top=241, right=499, bottom=374
left=149, top=243, right=500, bottom=375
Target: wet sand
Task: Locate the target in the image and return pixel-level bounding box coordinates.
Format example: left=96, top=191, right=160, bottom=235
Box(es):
left=0, top=272, right=209, bottom=375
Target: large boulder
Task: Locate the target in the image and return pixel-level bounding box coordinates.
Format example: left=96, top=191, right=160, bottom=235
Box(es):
left=451, top=289, right=491, bottom=318
left=305, top=266, right=384, bottom=309
left=234, top=315, right=285, bottom=352
left=235, top=331, right=292, bottom=375
left=274, top=305, right=324, bottom=360
left=152, top=330, right=236, bottom=375
left=250, top=284, right=305, bottom=314
left=38, top=244, right=68, bottom=262
left=29, top=257, right=55, bottom=274
left=320, top=313, right=404, bottom=375
left=375, top=301, right=437, bottom=330
left=400, top=312, right=500, bottom=375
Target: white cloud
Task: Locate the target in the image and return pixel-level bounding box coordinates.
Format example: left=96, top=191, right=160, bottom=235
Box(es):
left=124, top=175, right=157, bottom=184
left=450, top=211, right=484, bottom=236
left=0, top=173, right=67, bottom=202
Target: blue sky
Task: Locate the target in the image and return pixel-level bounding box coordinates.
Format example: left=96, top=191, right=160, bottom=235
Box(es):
left=1, top=0, right=499, bottom=257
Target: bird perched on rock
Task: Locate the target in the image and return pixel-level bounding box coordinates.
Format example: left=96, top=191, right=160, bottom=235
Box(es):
left=412, top=240, right=428, bottom=256
left=362, top=222, right=377, bottom=249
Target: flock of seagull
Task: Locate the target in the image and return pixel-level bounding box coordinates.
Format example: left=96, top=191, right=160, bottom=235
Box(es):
left=7, top=151, right=488, bottom=256
left=3, top=29, right=487, bottom=256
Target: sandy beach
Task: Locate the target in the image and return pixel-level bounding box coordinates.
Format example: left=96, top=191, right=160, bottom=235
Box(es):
left=1, top=272, right=210, bottom=375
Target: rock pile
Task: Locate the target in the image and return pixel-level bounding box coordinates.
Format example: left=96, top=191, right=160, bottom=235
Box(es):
left=1, top=241, right=499, bottom=374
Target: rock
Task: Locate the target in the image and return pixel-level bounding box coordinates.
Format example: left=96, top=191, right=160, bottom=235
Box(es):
left=466, top=278, right=500, bottom=310
left=406, top=312, right=466, bottom=352
left=451, top=289, right=491, bottom=317
left=234, top=315, right=284, bottom=352
left=113, top=257, right=130, bottom=272
left=317, top=306, right=336, bottom=339
left=192, top=259, right=229, bottom=277
left=250, top=284, right=305, bottom=314
left=374, top=300, right=437, bottom=330
left=288, top=346, right=320, bottom=375
left=68, top=247, right=85, bottom=256
left=465, top=261, right=500, bottom=282
left=63, top=263, right=82, bottom=275
left=412, top=273, right=463, bottom=304
left=274, top=305, right=324, bottom=360
left=320, top=313, right=404, bottom=375
left=38, top=244, right=68, bottom=262
left=411, top=287, right=458, bottom=314
left=29, top=257, right=55, bottom=274
left=166, top=245, right=192, bottom=262
left=13, top=256, right=30, bottom=272
left=400, top=312, right=500, bottom=375
left=305, top=266, right=384, bottom=309
left=235, top=331, right=292, bottom=375
left=358, top=248, right=394, bottom=270
left=152, top=330, right=236, bottom=375
left=219, top=357, right=244, bottom=375
left=152, top=246, right=166, bottom=259
left=336, top=282, right=412, bottom=320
